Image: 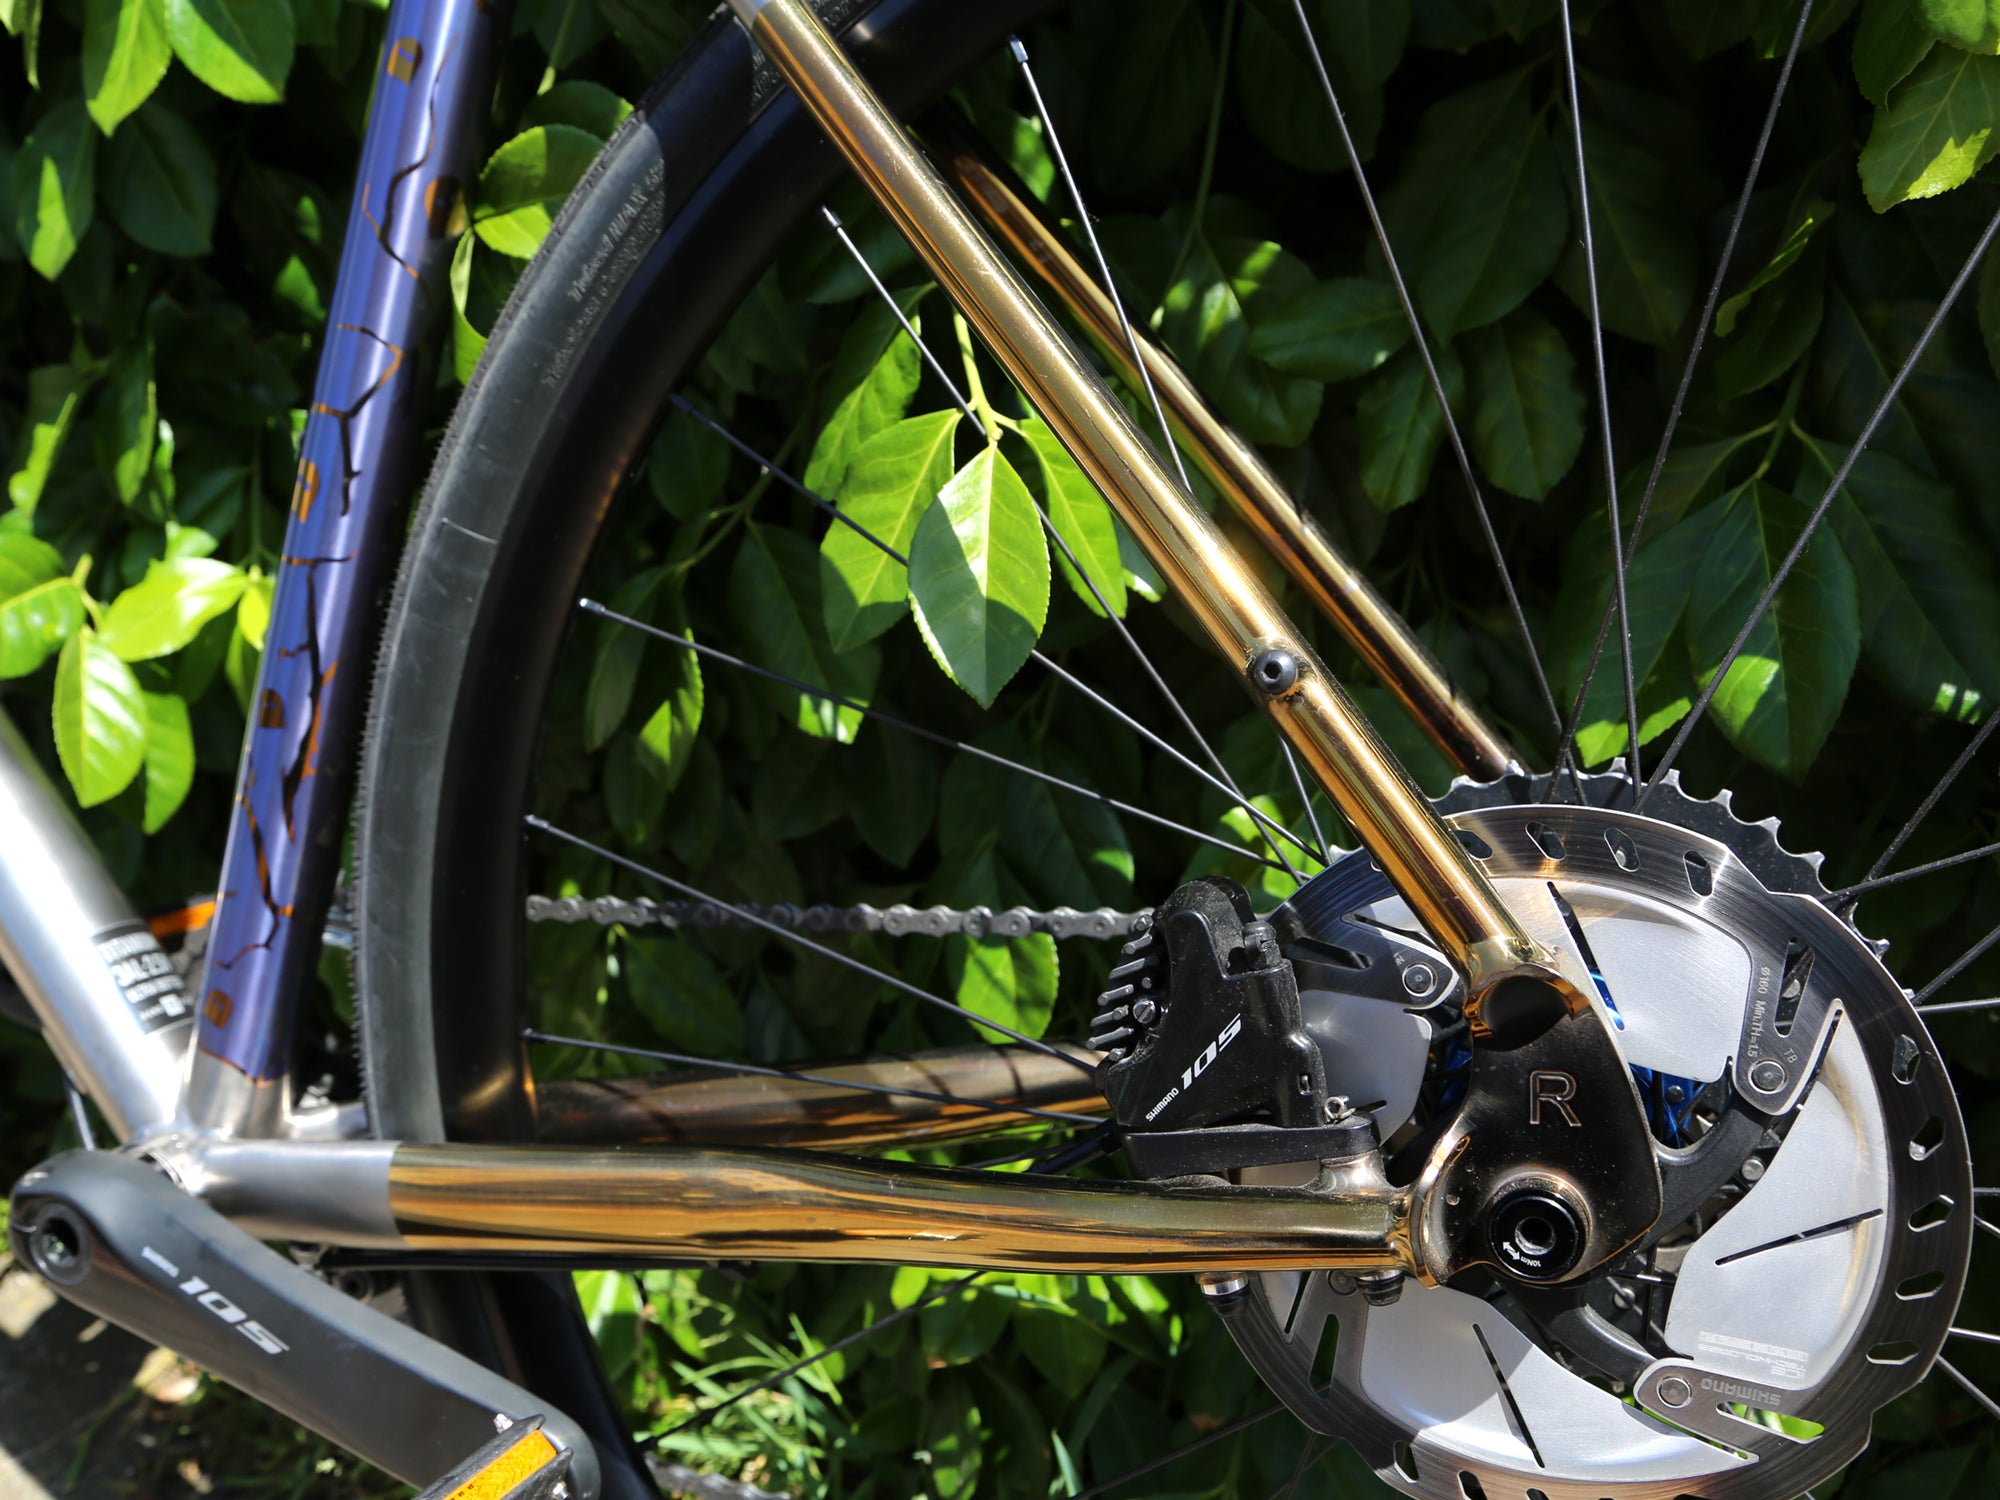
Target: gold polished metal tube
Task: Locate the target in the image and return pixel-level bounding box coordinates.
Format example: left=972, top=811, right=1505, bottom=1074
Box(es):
left=533, top=1045, right=1106, bottom=1151
left=944, top=144, right=1519, bottom=782
left=731, top=0, right=1538, bottom=988
left=388, top=1143, right=1414, bottom=1273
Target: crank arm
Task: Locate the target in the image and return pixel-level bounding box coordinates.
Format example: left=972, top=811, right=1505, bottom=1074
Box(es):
left=7, top=1150, right=605, bottom=1497
left=157, top=1136, right=1418, bottom=1276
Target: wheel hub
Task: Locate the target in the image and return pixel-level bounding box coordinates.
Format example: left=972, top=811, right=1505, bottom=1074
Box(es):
left=1219, top=772, right=1971, bottom=1500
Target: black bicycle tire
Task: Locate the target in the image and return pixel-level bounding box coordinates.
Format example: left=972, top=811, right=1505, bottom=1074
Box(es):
left=352, top=1, right=1054, bottom=1490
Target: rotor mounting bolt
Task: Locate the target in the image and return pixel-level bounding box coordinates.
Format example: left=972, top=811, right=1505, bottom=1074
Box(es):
left=1656, top=1376, right=1693, bottom=1410
left=1249, top=648, right=1299, bottom=696
left=1198, top=1272, right=1250, bottom=1301
left=1749, top=1059, right=1788, bottom=1093
left=1740, top=1156, right=1765, bottom=1183
left=1400, top=961, right=1438, bottom=999
left=1356, top=1270, right=1405, bottom=1307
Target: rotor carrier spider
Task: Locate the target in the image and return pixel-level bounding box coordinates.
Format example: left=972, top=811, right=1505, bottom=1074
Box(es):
left=1094, top=769, right=1972, bottom=1500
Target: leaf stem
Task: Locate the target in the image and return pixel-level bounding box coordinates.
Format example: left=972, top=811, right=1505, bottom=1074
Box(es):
left=1749, top=362, right=1809, bottom=481
left=1158, top=0, right=1238, bottom=322
left=953, top=312, right=1002, bottom=445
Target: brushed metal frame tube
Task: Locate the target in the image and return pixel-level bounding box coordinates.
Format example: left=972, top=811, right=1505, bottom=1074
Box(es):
left=0, top=707, right=191, bottom=1140
left=943, top=142, right=1520, bottom=782
left=533, top=1044, right=1106, bottom=1150
left=384, top=1142, right=1415, bottom=1274
left=728, top=0, right=1540, bottom=989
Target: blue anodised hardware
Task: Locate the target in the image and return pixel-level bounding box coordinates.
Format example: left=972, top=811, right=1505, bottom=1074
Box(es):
left=196, top=0, right=510, bottom=1084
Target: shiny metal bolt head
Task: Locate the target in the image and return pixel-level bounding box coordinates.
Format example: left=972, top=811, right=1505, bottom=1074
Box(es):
left=1249, top=647, right=1299, bottom=695
left=1656, top=1376, right=1693, bottom=1409
left=1749, top=1059, right=1788, bottom=1092
left=1198, top=1272, right=1250, bottom=1300
left=1131, top=998, right=1158, bottom=1025
left=1400, top=961, right=1438, bottom=999
left=1740, top=1156, right=1766, bottom=1182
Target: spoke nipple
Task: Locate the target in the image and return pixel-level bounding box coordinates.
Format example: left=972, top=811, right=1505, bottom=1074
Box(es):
left=1249, top=648, right=1299, bottom=697
left=819, top=204, right=844, bottom=231
left=1008, top=35, right=1029, bottom=65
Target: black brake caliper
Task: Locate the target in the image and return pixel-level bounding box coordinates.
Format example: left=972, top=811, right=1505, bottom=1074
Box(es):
left=1094, top=877, right=1375, bottom=1176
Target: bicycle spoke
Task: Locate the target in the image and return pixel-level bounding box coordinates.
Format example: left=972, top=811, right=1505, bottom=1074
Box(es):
left=1911, top=917, right=2000, bottom=1008
left=1834, top=840, right=2000, bottom=904
left=579, top=603, right=1287, bottom=870
left=1011, top=36, right=1192, bottom=499
left=819, top=205, right=987, bottom=440
left=1072, top=1402, right=1289, bottom=1499
left=1952, top=1328, right=2000, bottom=1348
left=1844, top=713, right=2000, bottom=899
left=1640, top=201, right=2000, bottom=806
left=1289, top=0, right=1564, bottom=747
left=1557, top=0, right=1813, bottom=776
left=520, top=1029, right=1106, bottom=1126
left=1936, top=1357, right=2000, bottom=1424
left=1555, top=0, right=1641, bottom=793
left=527, top=816, right=1102, bottom=1074
left=661, top=403, right=1317, bottom=869
left=1280, top=740, right=1332, bottom=866
left=1917, top=996, right=2000, bottom=1016
left=1265, top=1433, right=1327, bottom=1500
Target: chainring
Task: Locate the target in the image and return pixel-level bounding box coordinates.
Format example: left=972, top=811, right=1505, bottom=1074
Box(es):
left=1224, top=769, right=1972, bottom=1500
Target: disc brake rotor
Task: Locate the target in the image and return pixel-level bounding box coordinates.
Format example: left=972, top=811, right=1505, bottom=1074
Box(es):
left=1227, top=771, right=1972, bottom=1500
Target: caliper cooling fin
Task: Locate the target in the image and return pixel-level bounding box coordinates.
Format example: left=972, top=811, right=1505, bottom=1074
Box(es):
left=1220, top=769, right=1972, bottom=1500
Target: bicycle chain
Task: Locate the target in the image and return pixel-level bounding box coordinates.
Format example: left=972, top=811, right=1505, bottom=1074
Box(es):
left=524, top=893, right=1152, bottom=941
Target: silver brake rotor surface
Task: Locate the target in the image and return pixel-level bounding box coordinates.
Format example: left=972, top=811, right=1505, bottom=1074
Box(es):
left=1231, top=770, right=1972, bottom=1500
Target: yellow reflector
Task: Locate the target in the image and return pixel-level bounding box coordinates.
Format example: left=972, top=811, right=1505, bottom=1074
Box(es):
left=441, top=1428, right=560, bottom=1500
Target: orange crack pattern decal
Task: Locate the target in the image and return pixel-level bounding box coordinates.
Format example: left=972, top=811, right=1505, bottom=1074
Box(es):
left=199, top=1, right=502, bottom=1080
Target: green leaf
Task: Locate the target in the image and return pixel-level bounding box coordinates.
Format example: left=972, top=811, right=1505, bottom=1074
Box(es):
left=802, top=288, right=927, bottom=496
left=102, top=99, right=216, bottom=255
left=909, top=447, right=1051, bottom=708
left=472, top=124, right=601, bottom=258
left=1859, top=46, right=2000, bottom=210
left=97, top=557, right=248, bottom=661
left=1019, top=417, right=1125, bottom=618
left=647, top=405, right=731, bottom=522
left=1686, top=481, right=1861, bottom=779
left=849, top=718, right=937, bottom=866
left=1357, top=344, right=1465, bottom=511
left=521, top=80, right=632, bottom=141
left=636, top=626, right=703, bottom=794
left=584, top=568, right=666, bottom=750
left=1555, top=503, right=1731, bottom=763
left=602, top=730, right=667, bottom=844
left=1249, top=276, right=1409, bottom=382
left=625, top=934, right=743, bottom=1061
left=1466, top=305, right=1584, bottom=500
left=1806, top=435, right=2000, bottom=715
left=12, top=98, right=97, bottom=280
left=1159, top=230, right=1322, bottom=444
left=0, top=534, right=85, bottom=678
left=1003, top=750, right=1135, bottom=909
left=94, top=341, right=156, bottom=503
left=51, top=629, right=147, bottom=806
left=1088, top=0, right=1214, bottom=189
left=163, top=0, right=293, bottom=105
left=8, top=362, right=96, bottom=511
left=1236, top=0, right=1408, bottom=172
left=1378, top=72, right=1568, bottom=339
left=1667, top=0, right=1755, bottom=58
left=819, top=410, right=959, bottom=652
left=1857, top=0, right=1937, bottom=105
left=1557, top=124, right=1698, bottom=345
left=1013, top=1300, right=1108, bottom=1400
left=1714, top=200, right=1834, bottom=336
left=138, top=688, right=192, bottom=832
left=83, top=0, right=172, bottom=135
left=449, top=230, right=487, bottom=383
left=1921, top=0, right=2000, bottom=52
left=730, top=522, right=879, bottom=742
left=950, top=929, right=1058, bottom=1045
left=0, top=0, right=42, bottom=87
left=1714, top=244, right=1827, bottom=396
